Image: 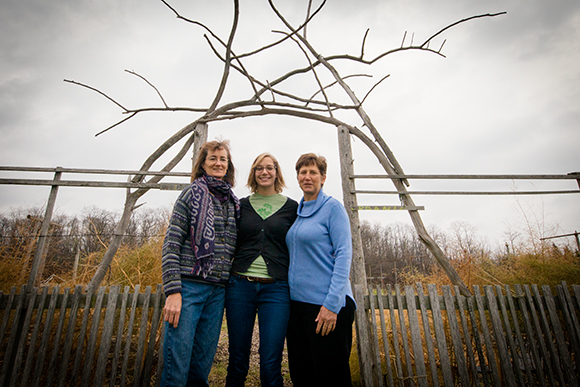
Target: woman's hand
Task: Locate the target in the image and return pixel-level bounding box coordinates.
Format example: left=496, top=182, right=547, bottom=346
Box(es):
left=163, top=293, right=182, bottom=328
left=315, top=306, right=338, bottom=336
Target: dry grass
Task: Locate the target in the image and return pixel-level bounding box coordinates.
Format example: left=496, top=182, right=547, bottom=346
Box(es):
left=398, top=247, right=580, bottom=291
left=0, top=256, right=24, bottom=290
left=37, top=236, right=164, bottom=291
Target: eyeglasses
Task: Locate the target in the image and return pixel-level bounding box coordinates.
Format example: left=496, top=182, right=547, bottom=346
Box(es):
left=206, top=156, right=228, bottom=164
left=254, top=165, right=276, bottom=172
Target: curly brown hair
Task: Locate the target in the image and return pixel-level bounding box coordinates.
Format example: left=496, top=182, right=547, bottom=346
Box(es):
left=191, top=140, right=235, bottom=186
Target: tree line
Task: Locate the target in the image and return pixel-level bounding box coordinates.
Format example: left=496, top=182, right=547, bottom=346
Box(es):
left=1, top=206, right=577, bottom=290
left=0, top=206, right=168, bottom=286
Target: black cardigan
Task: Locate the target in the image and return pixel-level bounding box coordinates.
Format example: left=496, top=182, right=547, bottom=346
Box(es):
left=232, top=196, right=298, bottom=280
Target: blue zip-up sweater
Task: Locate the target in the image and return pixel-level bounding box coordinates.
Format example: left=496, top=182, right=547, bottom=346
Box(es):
left=286, top=189, right=355, bottom=314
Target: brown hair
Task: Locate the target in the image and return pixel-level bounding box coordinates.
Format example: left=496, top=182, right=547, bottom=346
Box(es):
left=246, top=153, right=286, bottom=193
left=295, top=153, right=327, bottom=176
left=191, top=140, right=235, bottom=186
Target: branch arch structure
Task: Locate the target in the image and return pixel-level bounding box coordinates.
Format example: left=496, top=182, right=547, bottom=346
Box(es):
left=77, top=0, right=504, bottom=295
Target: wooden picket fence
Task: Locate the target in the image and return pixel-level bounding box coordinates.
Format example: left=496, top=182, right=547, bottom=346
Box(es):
left=353, top=282, right=580, bottom=387
left=1, top=282, right=579, bottom=386
left=0, top=284, right=164, bottom=387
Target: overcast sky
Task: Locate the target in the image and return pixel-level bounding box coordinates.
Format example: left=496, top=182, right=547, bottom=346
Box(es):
left=1, top=0, right=579, bottom=247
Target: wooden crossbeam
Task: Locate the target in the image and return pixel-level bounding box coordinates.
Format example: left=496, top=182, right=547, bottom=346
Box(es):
left=355, top=205, right=425, bottom=211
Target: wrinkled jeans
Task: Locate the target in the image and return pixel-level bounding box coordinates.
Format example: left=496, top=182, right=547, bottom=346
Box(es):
left=225, top=275, right=290, bottom=387
left=160, top=279, right=225, bottom=387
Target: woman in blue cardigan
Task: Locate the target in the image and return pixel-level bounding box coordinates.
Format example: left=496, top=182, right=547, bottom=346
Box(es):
left=225, top=153, right=298, bottom=387
left=286, top=153, right=356, bottom=387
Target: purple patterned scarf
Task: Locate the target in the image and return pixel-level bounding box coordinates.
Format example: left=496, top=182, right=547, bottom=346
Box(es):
left=189, top=175, right=240, bottom=277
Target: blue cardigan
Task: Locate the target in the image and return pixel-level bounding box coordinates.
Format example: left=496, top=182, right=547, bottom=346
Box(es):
left=286, top=189, right=355, bottom=314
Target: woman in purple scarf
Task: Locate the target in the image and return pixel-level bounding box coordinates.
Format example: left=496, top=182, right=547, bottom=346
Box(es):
left=161, top=140, right=240, bottom=387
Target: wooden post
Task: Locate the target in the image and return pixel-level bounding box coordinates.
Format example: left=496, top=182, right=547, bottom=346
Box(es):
left=35, top=230, right=55, bottom=286
left=72, top=242, right=81, bottom=283
left=337, top=125, right=368, bottom=286
left=337, top=125, right=379, bottom=386
left=27, top=167, right=62, bottom=290
left=18, top=217, right=42, bottom=284
left=191, top=123, right=208, bottom=173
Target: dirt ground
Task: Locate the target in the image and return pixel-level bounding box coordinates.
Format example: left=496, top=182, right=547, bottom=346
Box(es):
left=209, top=321, right=293, bottom=386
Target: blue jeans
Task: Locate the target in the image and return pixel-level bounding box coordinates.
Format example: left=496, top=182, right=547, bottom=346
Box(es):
left=225, top=275, right=291, bottom=387
left=161, top=280, right=226, bottom=387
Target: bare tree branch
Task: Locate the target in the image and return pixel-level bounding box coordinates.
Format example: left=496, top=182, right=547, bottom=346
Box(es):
left=308, top=74, right=372, bottom=106
left=161, top=0, right=264, bottom=103
left=125, top=69, right=169, bottom=108
left=283, top=32, right=334, bottom=117
left=325, top=13, right=506, bottom=65
left=159, top=0, right=227, bottom=48
left=68, top=8, right=506, bottom=139
left=95, top=113, right=137, bottom=137
left=87, top=130, right=197, bottom=291
left=64, top=79, right=129, bottom=111
left=438, top=39, right=447, bottom=54
left=360, top=74, right=390, bottom=105
left=199, top=38, right=364, bottom=110
left=232, top=0, right=326, bottom=60
left=304, top=0, right=314, bottom=39
left=207, top=0, right=239, bottom=113
left=419, top=12, right=507, bottom=48
left=202, top=34, right=263, bottom=104
left=266, top=80, right=275, bottom=102
left=360, top=28, right=370, bottom=59
left=136, top=120, right=203, bottom=178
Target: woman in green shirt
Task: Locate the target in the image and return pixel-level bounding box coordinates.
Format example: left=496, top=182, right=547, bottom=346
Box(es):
left=225, top=153, right=298, bottom=387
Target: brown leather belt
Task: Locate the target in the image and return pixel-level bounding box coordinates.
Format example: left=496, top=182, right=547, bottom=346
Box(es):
left=237, top=274, right=275, bottom=284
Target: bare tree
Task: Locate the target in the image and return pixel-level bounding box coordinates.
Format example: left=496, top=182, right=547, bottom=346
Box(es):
left=67, top=0, right=504, bottom=295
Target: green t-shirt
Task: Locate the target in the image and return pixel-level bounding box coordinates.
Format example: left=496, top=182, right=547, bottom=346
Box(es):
left=238, top=193, right=287, bottom=278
